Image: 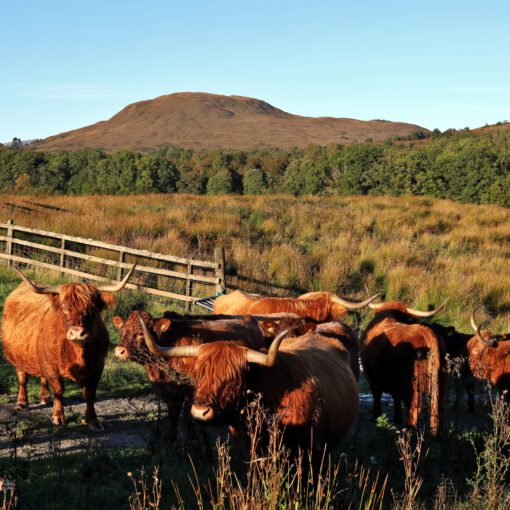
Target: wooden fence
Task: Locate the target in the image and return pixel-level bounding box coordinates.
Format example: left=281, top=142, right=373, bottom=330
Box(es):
left=0, top=220, right=225, bottom=312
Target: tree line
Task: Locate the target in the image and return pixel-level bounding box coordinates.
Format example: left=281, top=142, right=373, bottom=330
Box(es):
left=1, top=128, right=510, bottom=206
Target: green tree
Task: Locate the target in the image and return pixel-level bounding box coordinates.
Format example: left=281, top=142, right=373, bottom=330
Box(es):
left=282, top=160, right=304, bottom=195
left=333, top=144, right=384, bottom=195
left=177, top=171, right=207, bottom=194
left=207, top=169, right=234, bottom=195
left=11, top=137, right=23, bottom=150
left=155, top=157, right=179, bottom=192
left=243, top=168, right=267, bottom=194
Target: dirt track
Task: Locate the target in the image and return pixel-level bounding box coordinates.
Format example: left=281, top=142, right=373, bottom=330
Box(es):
left=0, top=390, right=388, bottom=460
left=0, top=394, right=162, bottom=459
left=0, top=388, right=483, bottom=461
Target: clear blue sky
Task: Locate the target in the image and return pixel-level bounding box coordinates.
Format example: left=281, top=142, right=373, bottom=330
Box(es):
left=2, top=0, right=509, bottom=141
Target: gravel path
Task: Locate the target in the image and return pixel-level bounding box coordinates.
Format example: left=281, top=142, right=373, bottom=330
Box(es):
left=0, top=394, right=162, bottom=459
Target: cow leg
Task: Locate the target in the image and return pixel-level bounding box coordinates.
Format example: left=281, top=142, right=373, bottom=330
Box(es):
left=165, top=400, right=181, bottom=444
left=371, top=388, right=383, bottom=421
left=48, top=376, right=66, bottom=425
left=175, top=396, right=192, bottom=451
left=82, top=383, right=102, bottom=431
left=407, top=387, right=422, bottom=428
left=15, top=370, right=29, bottom=409
left=39, top=377, right=51, bottom=405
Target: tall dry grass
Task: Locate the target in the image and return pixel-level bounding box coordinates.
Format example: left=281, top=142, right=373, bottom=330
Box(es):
left=129, top=399, right=388, bottom=510
left=2, top=193, right=510, bottom=331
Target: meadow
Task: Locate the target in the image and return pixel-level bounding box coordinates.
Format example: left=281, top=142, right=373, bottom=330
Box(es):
left=1, top=193, right=510, bottom=509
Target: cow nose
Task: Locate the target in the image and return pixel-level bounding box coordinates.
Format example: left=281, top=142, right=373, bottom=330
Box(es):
left=67, top=327, right=88, bottom=342
left=191, top=404, right=215, bottom=421
left=115, top=346, right=128, bottom=359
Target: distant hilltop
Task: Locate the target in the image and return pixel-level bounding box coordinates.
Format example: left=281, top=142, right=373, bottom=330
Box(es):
left=32, top=92, right=428, bottom=152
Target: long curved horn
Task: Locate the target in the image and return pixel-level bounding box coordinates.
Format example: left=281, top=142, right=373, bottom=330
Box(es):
left=405, top=299, right=448, bottom=318
left=246, top=325, right=300, bottom=367
left=333, top=293, right=381, bottom=310
left=368, top=302, right=384, bottom=310
left=470, top=312, right=497, bottom=346
left=12, top=267, right=60, bottom=294
left=139, top=314, right=200, bottom=358
left=98, top=264, right=137, bottom=293
left=250, top=312, right=303, bottom=320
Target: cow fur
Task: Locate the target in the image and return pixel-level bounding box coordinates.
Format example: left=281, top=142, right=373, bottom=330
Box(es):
left=259, top=317, right=361, bottom=380
left=2, top=282, right=113, bottom=429
left=213, top=290, right=350, bottom=321
left=112, top=311, right=266, bottom=442
left=465, top=330, right=510, bottom=400
left=361, top=302, right=446, bottom=435
left=184, top=331, right=358, bottom=460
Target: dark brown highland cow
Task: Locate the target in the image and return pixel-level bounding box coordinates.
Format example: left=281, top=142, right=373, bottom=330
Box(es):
left=1, top=265, right=135, bottom=430
left=361, top=300, right=448, bottom=435
left=112, top=311, right=267, bottom=441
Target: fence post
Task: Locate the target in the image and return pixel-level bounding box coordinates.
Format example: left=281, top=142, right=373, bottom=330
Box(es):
left=117, top=251, right=125, bottom=280
left=6, top=219, right=13, bottom=267
left=214, top=246, right=226, bottom=294
left=185, top=261, right=193, bottom=313
left=59, top=238, right=66, bottom=276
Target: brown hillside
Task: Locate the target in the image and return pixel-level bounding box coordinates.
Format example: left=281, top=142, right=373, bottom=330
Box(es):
left=472, top=121, right=510, bottom=134
left=33, top=92, right=428, bottom=152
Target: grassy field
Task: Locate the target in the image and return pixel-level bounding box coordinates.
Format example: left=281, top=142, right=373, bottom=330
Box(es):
left=2, top=193, right=510, bottom=329
left=1, top=193, right=510, bottom=509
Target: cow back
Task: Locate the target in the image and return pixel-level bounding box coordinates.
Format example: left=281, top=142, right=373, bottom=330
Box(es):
left=252, top=333, right=358, bottom=448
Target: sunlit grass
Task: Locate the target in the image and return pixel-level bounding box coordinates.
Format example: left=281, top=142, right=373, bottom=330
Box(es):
left=2, top=193, right=509, bottom=332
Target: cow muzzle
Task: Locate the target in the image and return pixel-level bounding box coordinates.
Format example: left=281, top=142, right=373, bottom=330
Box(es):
left=115, top=346, right=129, bottom=360
left=191, top=404, right=215, bottom=422
left=66, top=327, right=89, bottom=342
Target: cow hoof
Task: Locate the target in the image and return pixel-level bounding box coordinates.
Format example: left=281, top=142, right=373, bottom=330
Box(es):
left=87, top=421, right=104, bottom=432
left=15, top=402, right=28, bottom=410
left=40, top=399, right=51, bottom=406
left=52, top=415, right=65, bottom=426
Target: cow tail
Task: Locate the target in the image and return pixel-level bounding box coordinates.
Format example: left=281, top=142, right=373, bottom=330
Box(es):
left=427, top=330, right=443, bottom=436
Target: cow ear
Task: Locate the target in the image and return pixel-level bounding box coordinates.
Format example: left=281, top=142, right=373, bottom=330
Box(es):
left=100, top=292, right=116, bottom=308
left=112, top=316, right=125, bottom=330
left=259, top=320, right=276, bottom=335
left=157, top=319, right=171, bottom=333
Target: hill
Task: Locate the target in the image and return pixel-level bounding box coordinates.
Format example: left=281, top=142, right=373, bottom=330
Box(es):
left=33, top=92, right=428, bottom=151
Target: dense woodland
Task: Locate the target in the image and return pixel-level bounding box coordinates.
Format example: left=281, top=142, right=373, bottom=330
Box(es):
left=2, top=126, right=510, bottom=206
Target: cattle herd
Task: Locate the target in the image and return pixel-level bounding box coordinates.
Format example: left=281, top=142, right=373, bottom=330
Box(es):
left=2, top=266, right=510, bottom=466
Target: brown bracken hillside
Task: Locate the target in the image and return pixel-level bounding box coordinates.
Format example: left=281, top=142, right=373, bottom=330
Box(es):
left=33, top=92, right=428, bottom=151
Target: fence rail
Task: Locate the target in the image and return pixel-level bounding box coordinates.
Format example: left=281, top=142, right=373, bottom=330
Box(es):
left=0, top=220, right=226, bottom=311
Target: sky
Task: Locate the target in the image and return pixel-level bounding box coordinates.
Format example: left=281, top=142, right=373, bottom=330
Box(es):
left=1, top=0, right=509, bottom=141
